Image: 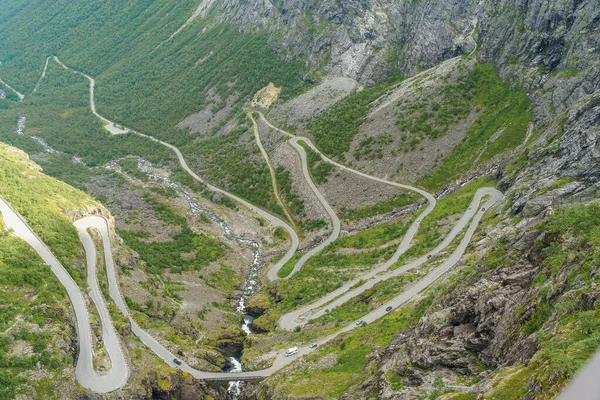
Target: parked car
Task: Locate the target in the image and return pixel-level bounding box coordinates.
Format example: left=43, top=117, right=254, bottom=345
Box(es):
left=385, top=306, right=393, bottom=312
left=356, top=319, right=364, bottom=325
left=173, top=358, right=182, bottom=366
left=309, top=343, right=318, bottom=349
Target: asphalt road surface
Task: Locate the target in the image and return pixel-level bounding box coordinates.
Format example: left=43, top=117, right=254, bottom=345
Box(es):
left=279, top=187, right=502, bottom=330
left=6, top=60, right=514, bottom=392
left=53, top=57, right=300, bottom=281
left=286, top=137, right=341, bottom=278
left=0, top=198, right=129, bottom=393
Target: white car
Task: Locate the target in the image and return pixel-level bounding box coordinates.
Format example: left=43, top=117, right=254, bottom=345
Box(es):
left=285, top=347, right=298, bottom=357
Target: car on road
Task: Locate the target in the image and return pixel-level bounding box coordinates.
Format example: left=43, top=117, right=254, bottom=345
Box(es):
left=309, top=343, right=318, bottom=349
left=385, top=306, right=393, bottom=312
left=285, top=347, right=299, bottom=357
left=481, top=207, right=486, bottom=211
left=427, top=254, right=432, bottom=259
left=356, top=319, right=364, bottom=325
left=173, top=358, right=182, bottom=366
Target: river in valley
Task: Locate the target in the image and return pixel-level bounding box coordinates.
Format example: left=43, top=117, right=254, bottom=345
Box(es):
left=135, top=158, right=260, bottom=399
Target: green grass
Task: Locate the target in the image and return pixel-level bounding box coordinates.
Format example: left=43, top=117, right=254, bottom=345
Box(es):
left=205, top=265, right=239, bottom=292
left=444, top=393, right=477, bottom=400
left=339, top=193, right=418, bottom=220
left=274, top=165, right=305, bottom=218
left=265, top=296, right=432, bottom=399
left=487, top=366, right=532, bottom=400
left=118, top=193, right=226, bottom=274
left=276, top=252, right=304, bottom=279
left=309, top=73, right=403, bottom=160
left=312, top=271, right=423, bottom=325
left=391, top=177, right=496, bottom=268
left=386, top=370, right=405, bottom=391
left=299, top=219, right=327, bottom=232
left=420, top=64, right=531, bottom=190
left=0, top=142, right=98, bottom=285
left=330, top=218, right=411, bottom=250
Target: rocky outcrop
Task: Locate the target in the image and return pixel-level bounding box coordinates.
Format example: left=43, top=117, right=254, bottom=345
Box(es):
left=209, top=0, right=599, bottom=213
left=135, top=370, right=227, bottom=400
left=208, top=1, right=598, bottom=88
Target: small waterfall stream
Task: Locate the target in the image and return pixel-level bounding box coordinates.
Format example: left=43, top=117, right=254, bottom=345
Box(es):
left=135, top=158, right=261, bottom=399
left=16, top=114, right=25, bottom=135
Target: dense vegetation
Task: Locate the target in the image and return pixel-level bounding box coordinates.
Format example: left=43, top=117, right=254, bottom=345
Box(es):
left=274, top=166, right=305, bottom=219
left=0, top=1, right=309, bottom=146
left=309, top=74, right=403, bottom=160
left=0, top=233, right=72, bottom=400
left=0, top=60, right=174, bottom=192
left=301, top=141, right=334, bottom=184
left=419, top=63, right=531, bottom=190
left=0, top=142, right=97, bottom=283
left=353, top=131, right=393, bottom=160
left=183, top=126, right=286, bottom=218
left=0, top=141, right=97, bottom=399
left=0, top=1, right=311, bottom=219
left=118, top=193, right=226, bottom=274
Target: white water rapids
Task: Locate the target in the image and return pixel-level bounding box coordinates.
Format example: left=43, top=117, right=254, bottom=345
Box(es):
left=133, top=158, right=261, bottom=398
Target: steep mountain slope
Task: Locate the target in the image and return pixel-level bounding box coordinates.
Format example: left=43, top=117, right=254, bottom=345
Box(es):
left=0, top=0, right=598, bottom=399
left=211, top=0, right=600, bottom=189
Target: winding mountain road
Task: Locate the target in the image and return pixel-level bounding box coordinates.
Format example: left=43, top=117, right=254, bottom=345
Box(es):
left=248, top=113, right=297, bottom=231
left=284, top=137, right=341, bottom=278
left=0, top=198, right=128, bottom=393
left=0, top=77, right=25, bottom=101
left=53, top=57, right=299, bottom=279
left=32, top=57, right=50, bottom=93
left=3, top=58, right=506, bottom=391
left=279, top=187, right=501, bottom=330
left=0, top=187, right=500, bottom=386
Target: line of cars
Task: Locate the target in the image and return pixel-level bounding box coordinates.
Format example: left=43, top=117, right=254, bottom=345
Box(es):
left=285, top=305, right=395, bottom=357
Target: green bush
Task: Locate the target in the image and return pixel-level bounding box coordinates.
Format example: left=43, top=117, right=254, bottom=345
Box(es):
left=310, top=74, right=403, bottom=160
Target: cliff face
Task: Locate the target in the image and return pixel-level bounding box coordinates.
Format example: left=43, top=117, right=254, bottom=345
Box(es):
left=210, top=0, right=600, bottom=208
left=207, top=1, right=600, bottom=399
left=211, top=0, right=598, bottom=86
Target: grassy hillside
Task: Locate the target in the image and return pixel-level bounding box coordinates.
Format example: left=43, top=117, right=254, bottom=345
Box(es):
left=309, top=74, right=403, bottom=161
left=0, top=142, right=99, bottom=398
left=419, top=63, right=531, bottom=190
left=0, top=1, right=309, bottom=144
left=253, top=197, right=600, bottom=399
left=0, top=143, right=98, bottom=279
left=308, top=60, right=531, bottom=191
left=0, top=0, right=310, bottom=217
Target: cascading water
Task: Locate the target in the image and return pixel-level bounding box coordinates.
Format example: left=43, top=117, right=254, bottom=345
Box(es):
left=15, top=114, right=25, bottom=135
left=30, top=135, right=57, bottom=153
left=14, top=113, right=57, bottom=154
left=134, top=158, right=262, bottom=399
